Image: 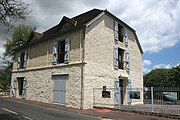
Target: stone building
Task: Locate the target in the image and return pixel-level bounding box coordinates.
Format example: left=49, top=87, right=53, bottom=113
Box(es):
left=11, top=9, right=143, bottom=109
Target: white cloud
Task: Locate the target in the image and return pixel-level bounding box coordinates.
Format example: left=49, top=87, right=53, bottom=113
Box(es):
left=176, top=62, right=180, bottom=66
left=106, top=0, right=180, bottom=53
left=143, top=60, right=152, bottom=66
left=142, top=59, right=152, bottom=74
left=143, top=68, right=152, bottom=74
left=153, top=63, right=180, bottom=69
left=154, top=64, right=171, bottom=69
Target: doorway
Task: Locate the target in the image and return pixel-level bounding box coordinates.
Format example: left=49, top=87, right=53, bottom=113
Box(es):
left=17, top=77, right=24, bottom=96
left=120, top=79, right=126, bottom=105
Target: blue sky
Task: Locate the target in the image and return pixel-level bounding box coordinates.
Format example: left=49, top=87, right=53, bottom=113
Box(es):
left=0, top=0, right=180, bottom=73
left=143, top=41, right=180, bottom=74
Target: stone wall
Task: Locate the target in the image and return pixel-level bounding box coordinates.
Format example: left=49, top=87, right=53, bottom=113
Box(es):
left=83, top=13, right=143, bottom=108
left=11, top=63, right=82, bottom=108
left=13, top=29, right=82, bottom=70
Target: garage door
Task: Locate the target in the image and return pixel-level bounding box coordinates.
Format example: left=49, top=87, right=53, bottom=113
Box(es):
left=52, top=75, right=67, bottom=105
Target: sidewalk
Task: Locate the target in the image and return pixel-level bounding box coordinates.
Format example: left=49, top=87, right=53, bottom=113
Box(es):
left=2, top=96, right=175, bottom=120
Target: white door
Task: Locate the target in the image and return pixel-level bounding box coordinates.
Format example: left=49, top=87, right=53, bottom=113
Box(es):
left=52, top=75, right=67, bottom=105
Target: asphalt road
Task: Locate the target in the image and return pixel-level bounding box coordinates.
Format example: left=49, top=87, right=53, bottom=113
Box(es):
left=0, top=97, right=102, bottom=120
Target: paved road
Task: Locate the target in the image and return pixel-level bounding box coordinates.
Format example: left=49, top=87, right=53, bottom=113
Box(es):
left=0, top=97, right=103, bottom=120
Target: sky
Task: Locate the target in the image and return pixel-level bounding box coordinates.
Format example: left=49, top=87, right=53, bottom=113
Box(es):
left=0, top=0, right=180, bottom=73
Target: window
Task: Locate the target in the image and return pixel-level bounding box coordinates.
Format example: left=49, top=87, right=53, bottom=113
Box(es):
left=118, top=24, right=124, bottom=42
left=20, top=52, right=25, bottom=69
left=58, top=40, right=65, bottom=63
left=118, top=48, right=124, bottom=69
left=114, top=21, right=124, bottom=42
left=52, top=37, right=70, bottom=64
left=17, top=51, right=27, bottom=69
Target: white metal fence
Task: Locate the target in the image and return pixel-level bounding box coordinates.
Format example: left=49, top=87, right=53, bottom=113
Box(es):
left=93, top=87, right=180, bottom=116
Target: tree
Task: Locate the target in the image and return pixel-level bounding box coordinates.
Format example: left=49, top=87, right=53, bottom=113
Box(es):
left=0, top=24, right=34, bottom=93
left=167, top=65, right=180, bottom=86
left=144, top=68, right=170, bottom=87
left=144, top=65, right=180, bottom=87
left=0, top=0, right=30, bottom=27
left=0, top=65, right=11, bottom=95
left=4, top=24, right=34, bottom=58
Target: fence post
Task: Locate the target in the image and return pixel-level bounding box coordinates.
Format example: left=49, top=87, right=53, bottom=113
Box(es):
left=151, top=87, right=154, bottom=112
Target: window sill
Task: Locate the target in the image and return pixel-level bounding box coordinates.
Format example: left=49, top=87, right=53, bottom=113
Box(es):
left=12, top=61, right=87, bottom=73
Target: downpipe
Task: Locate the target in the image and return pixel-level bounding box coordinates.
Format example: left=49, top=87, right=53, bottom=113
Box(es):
left=80, top=27, right=85, bottom=109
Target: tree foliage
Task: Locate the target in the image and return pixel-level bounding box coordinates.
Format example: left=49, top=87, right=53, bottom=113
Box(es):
left=0, top=0, right=30, bottom=27
left=0, top=24, right=34, bottom=91
left=4, top=24, right=34, bottom=58
left=144, top=65, right=180, bottom=87
left=0, top=65, right=11, bottom=91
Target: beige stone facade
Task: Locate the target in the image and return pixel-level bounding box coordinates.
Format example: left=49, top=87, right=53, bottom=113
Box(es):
left=11, top=9, right=143, bottom=109
left=83, top=14, right=143, bottom=108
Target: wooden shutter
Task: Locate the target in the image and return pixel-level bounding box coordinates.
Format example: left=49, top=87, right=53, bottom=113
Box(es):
left=23, top=51, right=28, bottom=69
left=22, top=78, right=27, bottom=99
left=127, top=79, right=131, bottom=105
left=126, top=51, right=130, bottom=63
left=114, top=21, right=119, bottom=41
left=124, top=28, right=128, bottom=46
left=52, top=42, right=58, bottom=64
left=64, top=37, right=70, bottom=63
left=126, top=62, right=130, bottom=71
left=11, top=78, right=17, bottom=97
left=114, top=45, right=118, bottom=70
left=114, top=78, right=120, bottom=108
left=17, top=53, right=21, bottom=69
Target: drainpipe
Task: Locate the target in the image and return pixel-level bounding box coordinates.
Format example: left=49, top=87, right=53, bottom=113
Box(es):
left=80, top=26, right=85, bottom=109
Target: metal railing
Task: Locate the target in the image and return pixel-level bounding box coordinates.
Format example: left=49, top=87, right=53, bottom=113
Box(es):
left=93, top=87, right=180, bottom=115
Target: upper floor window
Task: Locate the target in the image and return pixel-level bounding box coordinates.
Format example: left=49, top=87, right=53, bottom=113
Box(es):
left=114, top=46, right=125, bottom=70
left=118, top=48, right=124, bottom=69
left=17, top=51, right=27, bottom=69
left=114, top=21, right=128, bottom=44
left=118, top=24, right=124, bottom=42
left=58, top=40, right=65, bottom=63
left=52, top=37, right=70, bottom=65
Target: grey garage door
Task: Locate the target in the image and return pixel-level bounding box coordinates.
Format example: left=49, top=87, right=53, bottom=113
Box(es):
left=52, top=75, right=67, bottom=105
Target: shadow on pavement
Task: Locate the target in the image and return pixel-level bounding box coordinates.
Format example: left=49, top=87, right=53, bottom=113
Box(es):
left=0, top=114, right=23, bottom=120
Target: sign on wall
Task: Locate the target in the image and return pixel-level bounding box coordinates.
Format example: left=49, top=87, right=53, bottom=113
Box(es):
left=130, top=91, right=140, bottom=99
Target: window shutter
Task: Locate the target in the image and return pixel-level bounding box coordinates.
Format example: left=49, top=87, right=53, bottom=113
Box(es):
left=17, top=53, right=21, bottom=69
left=22, top=78, right=27, bottom=99
left=52, top=42, right=58, bottom=64
left=114, top=21, right=119, bottom=41
left=126, top=62, right=130, bottom=71
left=64, top=37, right=70, bottom=63
left=127, top=79, right=131, bottom=105
left=114, top=78, right=120, bottom=108
left=126, top=51, right=130, bottom=63
left=11, top=78, right=17, bottom=97
left=124, top=28, right=128, bottom=46
left=23, top=51, right=28, bottom=69
left=114, top=45, right=118, bottom=70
